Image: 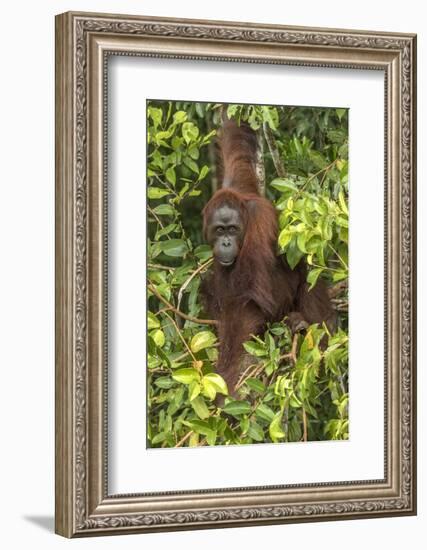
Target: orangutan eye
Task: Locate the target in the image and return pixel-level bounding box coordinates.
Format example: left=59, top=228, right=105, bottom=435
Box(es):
left=216, top=226, right=224, bottom=234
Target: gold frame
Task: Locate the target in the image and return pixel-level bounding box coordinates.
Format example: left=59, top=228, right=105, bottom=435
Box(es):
left=55, top=11, right=417, bottom=538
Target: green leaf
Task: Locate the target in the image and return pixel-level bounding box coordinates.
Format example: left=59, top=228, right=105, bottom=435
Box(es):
left=188, top=146, right=200, bottom=160
left=147, top=187, right=171, bottom=199
left=278, top=228, right=292, bottom=249
left=332, top=270, right=348, bottom=283
left=190, top=331, right=217, bottom=353
left=155, top=223, right=177, bottom=239
left=255, top=403, right=275, bottom=423
left=270, top=178, right=298, bottom=194
left=336, top=108, right=347, bottom=121
left=198, top=165, right=210, bottom=181
left=151, top=431, right=167, bottom=445
left=240, top=416, right=250, bottom=434
left=165, top=166, right=176, bottom=186
left=296, top=231, right=308, bottom=253
left=223, top=400, right=251, bottom=417
left=261, top=106, right=279, bottom=130
left=173, top=110, right=187, bottom=124
left=172, top=368, right=200, bottom=385
left=188, top=380, right=201, bottom=401
left=151, top=329, right=165, bottom=348
left=336, top=215, right=349, bottom=228
left=154, top=376, right=175, bottom=389
left=147, top=311, right=160, bottom=330
left=269, top=413, right=286, bottom=441
left=203, top=373, right=228, bottom=395
left=191, top=396, right=210, bottom=419
left=202, top=378, right=217, bottom=400
left=248, top=421, right=264, bottom=442
left=293, top=137, right=303, bottom=156
left=245, top=377, right=265, bottom=393
left=243, top=341, right=267, bottom=357
left=206, top=429, right=217, bottom=446
left=159, top=239, right=188, bottom=257
left=338, top=190, right=349, bottom=216
left=182, top=122, right=199, bottom=144
left=286, top=238, right=304, bottom=269
left=194, top=244, right=213, bottom=262
left=148, top=106, right=163, bottom=128
left=183, top=156, right=199, bottom=174
left=307, top=267, right=323, bottom=290
left=152, top=204, right=175, bottom=216
left=190, top=419, right=215, bottom=437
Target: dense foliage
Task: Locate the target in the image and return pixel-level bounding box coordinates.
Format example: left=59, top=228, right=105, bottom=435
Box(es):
left=147, top=101, right=349, bottom=448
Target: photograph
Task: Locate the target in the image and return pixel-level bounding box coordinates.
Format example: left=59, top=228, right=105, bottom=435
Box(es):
left=147, top=101, right=349, bottom=448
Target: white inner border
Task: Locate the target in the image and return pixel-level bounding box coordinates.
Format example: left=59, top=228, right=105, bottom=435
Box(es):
left=108, top=57, right=385, bottom=494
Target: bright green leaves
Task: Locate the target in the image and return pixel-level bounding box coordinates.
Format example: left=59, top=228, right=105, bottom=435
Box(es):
left=147, top=187, right=171, bottom=200
left=165, top=166, right=176, bottom=186
left=190, top=331, right=217, bottom=353
left=151, top=204, right=174, bottom=216
left=191, top=396, right=210, bottom=419
left=172, top=364, right=228, bottom=407
left=226, top=104, right=279, bottom=131
left=147, top=311, right=160, bottom=330
left=147, top=100, right=216, bottom=226
left=306, top=267, right=323, bottom=290
left=269, top=106, right=348, bottom=292
left=173, top=110, right=187, bottom=124
left=276, top=190, right=348, bottom=279
left=148, top=106, right=163, bottom=129
left=203, top=373, right=228, bottom=397
left=182, top=121, right=200, bottom=144
left=269, top=412, right=286, bottom=442
left=243, top=340, right=268, bottom=357
left=147, top=102, right=349, bottom=448
left=172, top=368, right=200, bottom=385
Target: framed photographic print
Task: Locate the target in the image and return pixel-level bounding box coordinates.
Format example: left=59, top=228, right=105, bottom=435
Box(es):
left=55, top=11, right=417, bottom=537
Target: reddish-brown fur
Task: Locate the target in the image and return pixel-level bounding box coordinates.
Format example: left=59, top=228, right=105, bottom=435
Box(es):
left=202, top=118, right=335, bottom=394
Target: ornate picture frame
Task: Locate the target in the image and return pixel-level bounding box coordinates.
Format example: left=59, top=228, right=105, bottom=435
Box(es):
left=55, top=11, right=417, bottom=537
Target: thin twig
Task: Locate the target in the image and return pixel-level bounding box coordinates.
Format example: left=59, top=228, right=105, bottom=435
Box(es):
left=163, top=311, right=197, bottom=362
left=148, top=262, right=174, bottom=272
left=175, top=410, right=217, bottom=448
left=148, top=282, right=218, bottom=326
left=147, top=204, right=165, bottom=230
left=327, top=243, right=348, bottom=271
left=278, top=333, right=299, bottom=364
left=175, top=430, right=193, bottom=448
left=302, top=409, right=308, bottom=442
left=291, top=333, right=299, bottom=362
left=235, top=362, right=264, bottom=391
left=296, top=159, right=338, bottom=197
left=256, top=129, right=266, bottom=196
left=263, top=121, right=286, bottom=179
left=177, top=258, right=213, bottom=310
left=235, top=362, right=259, bottom=389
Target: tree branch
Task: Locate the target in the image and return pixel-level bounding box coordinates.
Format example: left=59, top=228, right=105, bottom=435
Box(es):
left=148, top=282, right=218, bottom=326
left=256, top=130, right=266, bottom=196
left=263, top=121, right=286, bottom=178
left=177, top=258, right=213, bottom=310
